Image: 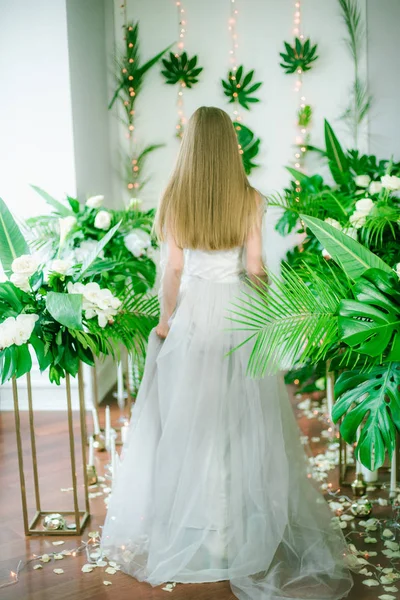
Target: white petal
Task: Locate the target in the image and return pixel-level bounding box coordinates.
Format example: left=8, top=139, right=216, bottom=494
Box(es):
left=53, top=568, right=64, bottom=574
left=103, top=580, right=112, bottom=585
left=362, top=579, right=379, bottom=586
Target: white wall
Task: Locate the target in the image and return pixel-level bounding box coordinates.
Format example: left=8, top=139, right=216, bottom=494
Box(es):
left=112, top=0, right=363, bottom=273
left=366, top=0, right=400, bottom=159
left=0, top=0, right=76, bottom=217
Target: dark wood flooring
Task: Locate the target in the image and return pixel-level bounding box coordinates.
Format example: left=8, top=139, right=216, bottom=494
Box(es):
left=0, top=389, right=393, bottom=599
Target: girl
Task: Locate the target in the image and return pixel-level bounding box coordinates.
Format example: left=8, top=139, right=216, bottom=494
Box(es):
left=101, top=107, right=353, bottom=599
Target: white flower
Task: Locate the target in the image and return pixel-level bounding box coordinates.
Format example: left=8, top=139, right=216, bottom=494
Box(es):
left=124, top=230, right=151, bottom=257
left=355, top=174, right=371, bottom=188
left=59, top=216, right=77, bottom=246
left=324, top=218, right=341, bottom=230
left=344, top=227, right=358, bottom=241
left=395, top=263, right=400, bottom=279
left=51, top=259, right=72, bottom=275
left=355, top=198, right=374, bottom=214
left=0, top=314, right=38, bottom=349
left=10, top=273, right=31, bottom=292
left=94, top=210, right=111, bottom=230
left=86, top=195, right=104, bottom=209
left=11, top=255, right=38, bottom=276
left=369, top=181, right=382, bottom=195
left=74, top=240, right=101, bottom=263
left=381, top=174, right=400, bottom=191
left=349, top=212, right=367, bottom=229
left=67, top=281, right=120, bottom=328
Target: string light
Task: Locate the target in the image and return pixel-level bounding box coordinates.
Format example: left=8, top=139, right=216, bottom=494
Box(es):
left=228, top=0, right=242, bottom=124
left=175, top=0, right=187, bottom=138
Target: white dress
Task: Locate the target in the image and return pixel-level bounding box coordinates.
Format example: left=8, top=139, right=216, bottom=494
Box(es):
left=101, top=246, right=353, bottom=600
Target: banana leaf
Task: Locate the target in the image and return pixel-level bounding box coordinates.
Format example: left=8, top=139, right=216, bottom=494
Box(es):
left=0, top=198, right=30, bottom=276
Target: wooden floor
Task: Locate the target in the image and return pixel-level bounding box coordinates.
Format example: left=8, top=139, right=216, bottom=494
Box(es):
left=0, top=391, right=392, bottom=600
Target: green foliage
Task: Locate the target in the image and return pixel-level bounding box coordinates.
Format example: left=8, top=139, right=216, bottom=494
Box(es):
left=233, top=122, right=260, bottom=175
left=161, top=52, right=203, bottom=88
left=77, top=222, right=121, bottom=280
left=297, top=105, right=312, bottom=128
left=302, top=215, right=393, bottom=280
left=279, top=38, right=318, bottom=74
left=221, top=66, right=262, bottom=110
left=338, top=269, right=400, bottom=361
left=0, top=198, right=30, bottom=276
left=333, top=363, right=400, bottom=470
left=324, top=120, right=350, bottom=185
left=46, top=292, right=83, bottom=330
left=30, top=185, right=73, bottom=217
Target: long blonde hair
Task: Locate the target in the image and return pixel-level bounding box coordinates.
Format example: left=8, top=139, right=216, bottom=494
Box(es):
left=155, top=106, right=259, bottom=250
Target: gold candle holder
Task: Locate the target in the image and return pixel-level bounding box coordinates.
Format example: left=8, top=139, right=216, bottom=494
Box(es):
left=86, top=464, right=98, bottom=486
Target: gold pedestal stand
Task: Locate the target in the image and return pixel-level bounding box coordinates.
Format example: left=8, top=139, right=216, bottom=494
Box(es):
left=13, top=364, right=90, bottom=536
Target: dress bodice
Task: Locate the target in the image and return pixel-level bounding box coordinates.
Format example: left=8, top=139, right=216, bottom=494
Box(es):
left=183, top=247, right=244, bottom=283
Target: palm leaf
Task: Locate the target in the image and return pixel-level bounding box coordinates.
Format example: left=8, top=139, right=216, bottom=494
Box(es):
left=76, top=222, right=121, bottom=280
left=30, top=185, right=72, bottom=217
left=0, top=198, right=30, bottom=276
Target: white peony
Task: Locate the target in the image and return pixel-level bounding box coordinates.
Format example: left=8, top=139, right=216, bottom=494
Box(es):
left=349, top=212, right=367, bottom=229
left=94, top=210, right=111, bottom=230
left=86, top=195, right=104, bottom=209
left=324, top=218, right=341, bottom=230
left=395, top=263, right=400, bottom=279
left=0, top=313, right=38, bottom=349
left=51, top=259, right=73, bottom=275
left=59, top=216, right=77, bottom=246
left=381, top=174, right=400, bottom=191
left=11, top=255, right=38, bottom=276
left=355, top=198, right=374, bottom=214
left=355, top=174, right=371, bottom=188
left=369, top=181, right=382, bottom=195
left=124, top=230, right=152, bottom=257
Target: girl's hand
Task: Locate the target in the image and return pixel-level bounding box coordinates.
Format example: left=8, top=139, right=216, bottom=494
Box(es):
left=156, top=321, right=170, bottom=339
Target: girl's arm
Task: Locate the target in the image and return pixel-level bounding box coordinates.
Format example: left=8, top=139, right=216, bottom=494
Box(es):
left=156, top=234, right=184, bottom=339
left=245, top=196, right=268, bottom=285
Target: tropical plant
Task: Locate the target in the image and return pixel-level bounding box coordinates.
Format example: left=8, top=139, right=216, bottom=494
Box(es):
left=26, top=187, right=157, bottom=298
left=279, top=38, right=318, bottom=74
left=338, top=0, right=372, bottom=148
left=297, top=105, right=312, bottom=128
left=0, top=199, right=159, bottom=385
left=161, top=52, right=203, bottom=88
left=233, top=122, right=261, bottom=175
left=109, top=20, right=172, bottom=192
left=230, top=216, right=400, bottom=470
left=221, top=66, right=262, bottom=110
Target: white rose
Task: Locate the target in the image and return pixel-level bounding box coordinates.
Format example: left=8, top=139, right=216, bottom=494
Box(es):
left=344, top=227, right=358, bottom=241
left=124, top=230, right=151, bottom=257
left=10, top=273, right=31, bottom=292
left=355, top=198, right=374, bottom=214
left=67, top=281, right=85, bottom=295
left=14, top=314, right=39, bottom=345
left=395, top=263, right=400, bottom=279
left=355, top=174, right=371, bottom=188
left=74, top=240, right=101, bottom=263
left=94, top=210, right=111, bottom=230
left=349, top=211, right=367, bottom=229
left=86, top=195, right=104, bottom=209
left=324, top=218, right=341, bottom=230
left=369, top=181, right=382, bottom=195
left=381, top=174, right=400, bottom=191
left=0, top=317, right=17, bottom=348
left=59, top=216, right=77, bottom=246
left=11, top=255, right=38, bottom=276
left=51, top=259, right=72, bottom=275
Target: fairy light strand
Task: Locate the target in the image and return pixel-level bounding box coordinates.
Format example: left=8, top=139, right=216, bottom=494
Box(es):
left=293, top=1, right=307, bottom=183
left=228, top=0, right=242, bottom=125
left=175, top=1, right=187, bottom=138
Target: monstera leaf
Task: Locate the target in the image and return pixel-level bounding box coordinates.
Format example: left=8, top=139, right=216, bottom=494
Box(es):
left=221, top=66, right=262, bottom=110
left=161, top=52, right=203, bottom=88
left=233, top=122, right=260, bottom=174
left=279, top=37, right=318, bottom=74
left=339, top=268, right=400, bottom=361
left=332, top=363, right=400, bottom=470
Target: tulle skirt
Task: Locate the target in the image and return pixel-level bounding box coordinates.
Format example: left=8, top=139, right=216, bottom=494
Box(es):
left=101, top=276, right=353, bottom=600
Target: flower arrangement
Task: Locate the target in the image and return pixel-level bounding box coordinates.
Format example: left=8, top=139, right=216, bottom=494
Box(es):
left=27, top=187, right=157, bottom=299
left=231, top=216, right=400, bottom=471
left=0, top=199, right=159, bottom=385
